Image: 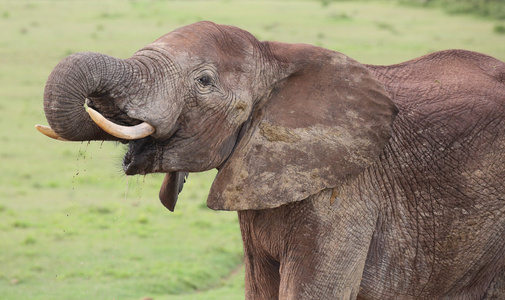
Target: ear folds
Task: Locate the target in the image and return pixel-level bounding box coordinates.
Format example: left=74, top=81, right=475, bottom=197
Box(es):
left=208, top=42, right=397, bottom=211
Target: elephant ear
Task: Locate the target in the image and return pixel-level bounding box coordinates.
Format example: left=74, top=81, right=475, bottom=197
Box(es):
left=208, top=42, right=397, bottom=211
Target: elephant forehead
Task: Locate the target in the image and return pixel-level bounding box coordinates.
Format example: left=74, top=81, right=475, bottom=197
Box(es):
left=150, top=23, right=256, bottom=65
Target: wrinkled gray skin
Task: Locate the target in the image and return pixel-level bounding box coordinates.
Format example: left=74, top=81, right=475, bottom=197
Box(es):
left=42, top=22, right=505, bottom=299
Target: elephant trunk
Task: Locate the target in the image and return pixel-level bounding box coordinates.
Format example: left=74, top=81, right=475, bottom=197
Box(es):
left=43, top=52, right=138, bottom=141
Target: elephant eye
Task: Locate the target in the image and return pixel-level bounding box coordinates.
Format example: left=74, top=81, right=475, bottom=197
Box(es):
left=197, top=74, right=213, bottom=87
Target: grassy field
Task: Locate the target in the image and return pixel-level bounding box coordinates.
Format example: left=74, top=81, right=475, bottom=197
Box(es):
left=0, top=0, right=504, bottom=299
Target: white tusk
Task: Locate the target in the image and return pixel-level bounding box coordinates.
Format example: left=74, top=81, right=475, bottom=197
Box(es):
left=35, top=124, right=69, bottom=141
left=87, top=107, right=155, bottom=140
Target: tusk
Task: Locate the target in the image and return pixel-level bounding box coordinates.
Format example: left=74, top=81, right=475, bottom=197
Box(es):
left=87, top=107, right=155, bottom=140
left=35, top=124, right=69, bottom=141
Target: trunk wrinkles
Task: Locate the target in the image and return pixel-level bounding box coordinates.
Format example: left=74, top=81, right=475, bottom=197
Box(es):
left=43, top=52, right=140, bottom=141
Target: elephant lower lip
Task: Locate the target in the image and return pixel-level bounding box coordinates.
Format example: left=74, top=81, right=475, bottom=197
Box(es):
left=123, top=157, right=144, bottom=175
left=123, top=138, right=158, bottom=175
left=123, top=151, right=146, bottom=175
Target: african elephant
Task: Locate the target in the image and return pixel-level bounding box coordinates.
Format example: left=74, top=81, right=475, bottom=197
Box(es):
left=37, top=21, right=505, bottom=299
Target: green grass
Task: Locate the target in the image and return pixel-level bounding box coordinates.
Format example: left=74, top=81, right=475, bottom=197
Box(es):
left=1, top=0, right=504, bottom=299
left=399, top=0, right=505, bottom=20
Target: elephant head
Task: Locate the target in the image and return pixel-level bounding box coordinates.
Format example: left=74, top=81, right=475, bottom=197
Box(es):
left=38, top=21, right=397, bottom=211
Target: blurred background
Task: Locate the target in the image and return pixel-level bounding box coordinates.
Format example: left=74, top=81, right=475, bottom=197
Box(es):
left=1, top=0, right=504, bottom=299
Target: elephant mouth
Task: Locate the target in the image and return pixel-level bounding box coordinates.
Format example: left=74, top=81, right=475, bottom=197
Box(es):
left=85, top=104, right=163, bottom=175
left=123, top=138, right=155, bottom=175
left=123, top=137, right=166, bottom=175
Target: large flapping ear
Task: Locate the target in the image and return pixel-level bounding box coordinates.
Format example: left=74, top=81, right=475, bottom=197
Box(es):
left=208, top=42, right=398, bottom=211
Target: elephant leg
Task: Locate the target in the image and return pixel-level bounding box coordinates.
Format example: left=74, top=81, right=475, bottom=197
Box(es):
left=278, top=190, right=378, bottom=299
left=239, top=211, right=281, bottom=300
left=482, top=268, right=505, bottom=299
left=277, top=216, right=375, bottom=299
left=239, top=189, right=379, bottom=300
left=243, top=251, right=280, bottom=300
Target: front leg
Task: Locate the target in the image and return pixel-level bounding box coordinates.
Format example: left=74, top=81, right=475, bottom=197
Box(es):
left=240, top=211, right=281, bottom=300
left=239, top=188, right=378, bottom=300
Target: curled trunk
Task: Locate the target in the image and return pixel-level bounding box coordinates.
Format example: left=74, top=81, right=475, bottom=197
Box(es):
left=43, top=52, right=137, bottom=141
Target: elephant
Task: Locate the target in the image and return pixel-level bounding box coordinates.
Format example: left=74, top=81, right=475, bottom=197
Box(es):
left=36, top=21, right=505, bottom=299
